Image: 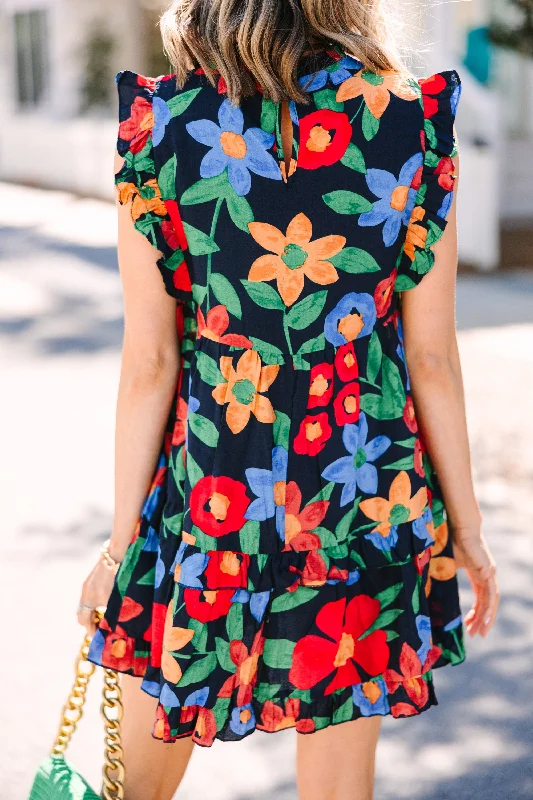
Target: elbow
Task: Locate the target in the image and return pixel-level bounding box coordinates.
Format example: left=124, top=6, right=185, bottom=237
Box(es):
left=405, top=350, right=458, bottom=386
left=123, top=349, right=179, bottom=392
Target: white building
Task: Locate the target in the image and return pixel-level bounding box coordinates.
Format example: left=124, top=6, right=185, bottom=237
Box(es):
left=1, top=0, right=532, bottom=269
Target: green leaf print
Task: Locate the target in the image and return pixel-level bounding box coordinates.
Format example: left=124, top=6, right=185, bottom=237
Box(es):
left=210, top=272, right=243, bottom=319
left=163, top=512, right=184, bottom=536
left=182, top=222, right=220, bottom=256
left=311, top=527, right=338, bottom=547
left=290, top=688, right=313, bottom=703
left=249, top=337, right=285, bottom=365
left=158, top=155, right=177, bottom=200
left=394, top=274, right=417, bottom=293
left=394, top=436, right=417, bottom=449
left=362, top=105, right=380, bottom=141
left=360, top=357, right=405, bottom=420
left=191, top=525, right=218, bottom=551
left=340, top=142, right=366, bottom=173
left=260, top=97, right=278, bottom=134
left=426, top=220, right=443, bottom=248
left=192, top=283, right=209, bottom=306
left=313, top=88, right=344, bottom=112
left=361, top=70, right=385, bottom=86
left=424, top=118, right=438, bottom=150
left=314, top=716, right=332, bottom=731
left=239, top=519, right=261, bottom=554
left=413, top=249, right=433, bottom=275
left=307, top=481, right=336, bottom=505
left=382, top=455, right=415, bottom=470
left=386, top=630, right=400, bottom=642
left=167, top=87, right=202, bottom=118
left=255, top=683, right=283, bottom=702
left=188, top=412, right=220, bottom=448
left=334, top=500, right=361, bottom=542
left=374, top=582, right=404, bottom=610
left=416, top=181, right=428, bottom=205
left=329, top=247, right=380, bottom=274
left=166, top=249, right=185, bottom=271
left=297, top=333, right=326, bottom=355
left=333, top=697, right=354, bottom=724
left=177, top=652, right=217, bottom=687
left=189, top=618, right=208, bottom=653
left=273, top=411, right=291, bottom=448
left=241, top=279, right=286, bottom=310
left=117, top=537, right=144, bottom=597
left=180, top=172, right=230, bottom=205
left=263, top=638, right=296, bottom=669
left=226, top=602, right=244, bottom=642
left=186, top=452, right=204, bottom=486
left=195, top=351, right=225, bottom=386
left=215, top=637, right=236, bottom=672
left=366, top=331, right=383, bottom=384
left=225, top=191, right=254, bottom=232
left=212, top=697, right=231, bottom=731
left=412, top=579, right=421, bottom=615
left=322, top=190, right=373, bottom=215
left=271, top=587, right=317, bottom=613
left=286, top=290, right=328, bottom=330
left=358, top=609, right=404, bottom=639
left=137, top=567, right=156, bottom=585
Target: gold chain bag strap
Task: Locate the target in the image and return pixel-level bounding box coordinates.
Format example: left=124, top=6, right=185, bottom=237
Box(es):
left=29, top=611, right=126, bottom=800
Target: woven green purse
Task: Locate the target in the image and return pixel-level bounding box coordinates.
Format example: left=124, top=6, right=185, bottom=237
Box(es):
left=29, top=624, right=125, bottom=800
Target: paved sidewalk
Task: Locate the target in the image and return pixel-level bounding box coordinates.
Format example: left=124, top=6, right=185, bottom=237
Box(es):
left=1, top=183, right=532, bottom=799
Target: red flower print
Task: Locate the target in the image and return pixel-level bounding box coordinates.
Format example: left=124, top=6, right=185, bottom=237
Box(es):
left=293, top=412, right=332, bottom=456
left=384, top=642, right=441, bottom=710
left=173, top=258, right=193, bottom=294
left=403, top=396, right=418, bottom=433
left=414, top=438, right=425, bottom=477
left=190, top=476, right=250, bottom=537
left=260, top=698, right=301, bottom=732
left=204, top=550, right=249, bottom=590
left=153, top=705, right=172, bottom=741
left=298, top=109, right=352, bottom=169
left=218, top=628, right=265, bottom=706
left=374, top=269, right=397, bottom=318
left=99, top=619, right=143, bottom=674
left=333, top=382, right=360, bottom=425
left=163, top=199, right=188, bottom=252
left=308, top=362, right=334, bottom=408
left=149, top=602, right=172, bottom=668
left=181, top=705, right=218, bottom=746
left=334, top=342, right=358, bottom=381
left=435, top=156, right=456, bottom=191
left=419, top=73, right=447, bottom=119
left=117, top=596, right=144, bottom=622
left=415, top=546, right=431, bottom=576
left=197, top=304, right=253, bottom=348
left=184, top=588, right=234, bottom=623
left=289, top=595, right=390, bottom=695
left=119, top=95, right=154, bottom=154
left=284, top=481, right=329, bottom=552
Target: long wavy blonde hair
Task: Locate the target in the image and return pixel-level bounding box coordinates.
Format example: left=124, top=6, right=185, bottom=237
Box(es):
left=160, top=0, right=407, bottom=104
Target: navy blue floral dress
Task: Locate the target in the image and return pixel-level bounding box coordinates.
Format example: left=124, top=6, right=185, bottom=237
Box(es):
left=88, top=47, right=465, bottom=745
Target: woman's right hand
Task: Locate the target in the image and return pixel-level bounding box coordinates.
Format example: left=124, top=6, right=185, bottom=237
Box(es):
left=77, top=557, right=118, bottom=636
left=451, top=529, right=499, bottom=638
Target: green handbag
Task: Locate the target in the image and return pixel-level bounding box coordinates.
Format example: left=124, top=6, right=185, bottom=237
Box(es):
left=29, top=623, right=125, bottom=800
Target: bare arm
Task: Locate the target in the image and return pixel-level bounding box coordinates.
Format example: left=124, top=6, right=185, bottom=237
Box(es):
left=78, top=152, right=180, bottom=631
left=401, top=152, right=499, bottom=637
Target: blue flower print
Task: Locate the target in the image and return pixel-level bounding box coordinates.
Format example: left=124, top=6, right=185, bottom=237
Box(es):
left=364, top=525, right=399, bottom=552
left=359, top=153, right=424, bottom=246
left=152, top=96, right=171, bottom=146
left=250, top=590, right=271, bottom=623
left=321, top=412, right=391, bottom=506
left=412, top=508, right=435, bottom=548
left=352, top=680, right=390, bottom=716
left=184, top=687, right=210, bottom=707
left=160, top=684, right=180, bottom=708
left=299, top=55, right=363, bottom=92
left=186, top=99, right=282, bottom=196
left=415, top=614, right=432, bottom=664
left=324, top=292, right=377, bottom=347
left=177, top=551, right=210, bottom=589
left=230, top=703, right=256, bottom=736
left=444, top=614, right=462, bottom=632
left=245, top=445, right=288, bottom=539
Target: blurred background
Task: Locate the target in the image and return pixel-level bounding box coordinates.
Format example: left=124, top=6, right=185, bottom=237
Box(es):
left=0, top=0, right=532, bottom=798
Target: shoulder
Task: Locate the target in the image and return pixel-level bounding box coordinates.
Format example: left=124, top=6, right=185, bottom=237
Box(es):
left=115, top=69, right=206, bottom=155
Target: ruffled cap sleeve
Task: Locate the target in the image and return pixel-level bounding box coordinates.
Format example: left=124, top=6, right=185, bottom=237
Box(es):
left=114, top=70, right=192, bottom=302
left=395, top=69, right=461, bottom=291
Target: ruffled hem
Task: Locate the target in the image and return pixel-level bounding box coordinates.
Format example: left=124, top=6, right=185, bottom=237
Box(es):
left=114, top=69, right=194, bottom=304
left=395, top=69, right=461, bottom=291
left=150, top=672, right=439, bottom=746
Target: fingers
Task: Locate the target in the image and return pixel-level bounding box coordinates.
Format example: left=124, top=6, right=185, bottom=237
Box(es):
left=465, top=566, right=499, bottom=638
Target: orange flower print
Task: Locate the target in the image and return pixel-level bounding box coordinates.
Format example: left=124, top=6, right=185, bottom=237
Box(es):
left=336, top=70, right=418, bottom=118
left=116, top=178, right=167, bottom=222
left=247, top=212, right=345, bottom=306
left=212, top=349, right=279, bottom=434
left=404, top=206, right=428, bottom=262
left=425, top=520, right=457, bottom=596
left=360, top=471, right=428, bottom=542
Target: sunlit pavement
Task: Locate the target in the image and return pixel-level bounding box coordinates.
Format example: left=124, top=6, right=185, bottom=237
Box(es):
left=1, top=182, right=532, bottom=800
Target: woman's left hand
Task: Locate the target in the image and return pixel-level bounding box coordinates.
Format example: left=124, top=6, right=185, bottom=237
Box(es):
left=77, top=558, right=118, bottom=636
